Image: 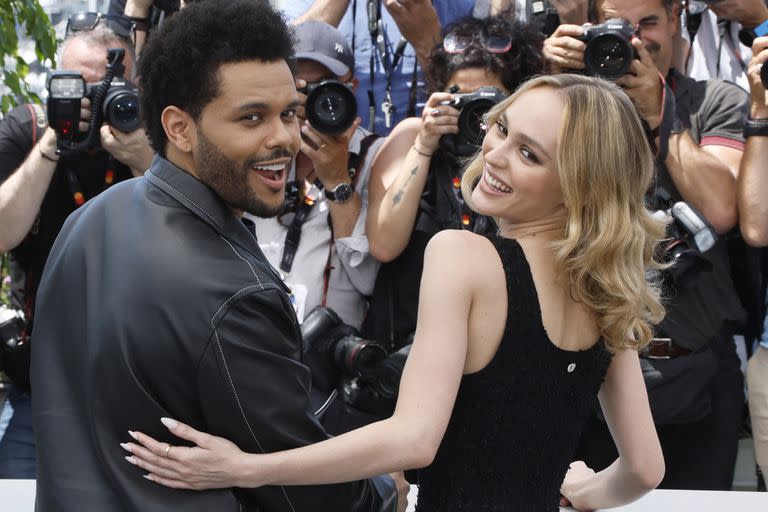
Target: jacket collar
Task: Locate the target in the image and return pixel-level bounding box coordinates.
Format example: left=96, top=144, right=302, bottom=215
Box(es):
left=145, top=155, right=270, bottom=265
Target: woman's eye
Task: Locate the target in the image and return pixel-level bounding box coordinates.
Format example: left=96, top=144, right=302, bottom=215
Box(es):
left=495, top=121, right=508, bottom=136
left=520, top=146, right=539, bottom=163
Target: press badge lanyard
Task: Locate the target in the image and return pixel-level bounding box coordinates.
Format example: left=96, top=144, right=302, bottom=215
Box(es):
left=353, top=0, right=418, bottom=131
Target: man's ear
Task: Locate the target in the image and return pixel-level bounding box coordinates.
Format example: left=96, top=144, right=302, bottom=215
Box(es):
left=161, top=106, right=195, bottom=154
left=669, top=2, right=681, bottom=37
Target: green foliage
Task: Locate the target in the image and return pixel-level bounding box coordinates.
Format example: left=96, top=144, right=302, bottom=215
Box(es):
left=1, top=0, right=57, bottom=114
left=0, top=257, right=9, bottom=307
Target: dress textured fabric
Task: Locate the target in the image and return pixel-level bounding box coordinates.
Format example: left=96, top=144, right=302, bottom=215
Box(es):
left=416, top=234, right=614, bottom=511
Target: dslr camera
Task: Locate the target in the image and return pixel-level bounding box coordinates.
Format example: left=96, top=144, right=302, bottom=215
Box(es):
left=47, top=48, right=140, bottom=156
left=578, top=19, right=637, bottom=79
left=656, top=201, right=716, bottom=260
left=302, top=307, right=413, bottom=418
left=300, top=80, right=358, bottom=135
left=440, top=86, right=507, bottom=157
left=302, top=306, right=387, bottom=394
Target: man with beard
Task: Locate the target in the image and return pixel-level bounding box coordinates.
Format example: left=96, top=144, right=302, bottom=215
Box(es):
left=30, top=1, right=402, bottom=511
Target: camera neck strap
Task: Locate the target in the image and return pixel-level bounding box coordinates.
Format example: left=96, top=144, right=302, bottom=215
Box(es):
left=279, top=134, right=380, bottom=307
left=354, top=0, right=419, bottom=132
left=63, top=158, right=119, bottom=208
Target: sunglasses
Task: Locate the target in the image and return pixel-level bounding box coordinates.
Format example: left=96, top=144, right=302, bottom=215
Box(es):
left=66, top=12, right=136, bottom=43
left=443, top=32, right=512, bottom=54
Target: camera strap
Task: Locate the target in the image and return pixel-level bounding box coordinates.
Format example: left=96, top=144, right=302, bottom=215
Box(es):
left=280, top=133, right=380, bottom=314
left=355, top=0, right=420, bottom=132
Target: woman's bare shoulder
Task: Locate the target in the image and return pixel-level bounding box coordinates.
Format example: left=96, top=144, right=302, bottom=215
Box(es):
left=425, top=230, right=502, bottom=278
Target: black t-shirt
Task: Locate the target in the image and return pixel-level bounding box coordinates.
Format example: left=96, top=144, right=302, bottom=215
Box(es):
left=0, top=104, right=133, bottom=318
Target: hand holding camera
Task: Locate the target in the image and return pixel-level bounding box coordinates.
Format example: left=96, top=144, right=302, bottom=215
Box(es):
left=543, top=24, right=588, bottom=74
left=418, top=92, right=461, bottom=154
left=47, top=48, right=141, bottom=157
left=615, top=37, right=663, bottom=131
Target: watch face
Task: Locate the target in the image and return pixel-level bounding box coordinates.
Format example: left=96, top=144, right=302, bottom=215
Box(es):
left=327, top=182, right=353, bottom=202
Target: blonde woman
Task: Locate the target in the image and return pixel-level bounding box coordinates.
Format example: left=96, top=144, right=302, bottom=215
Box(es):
left=122, top=74, right=666, bottom=511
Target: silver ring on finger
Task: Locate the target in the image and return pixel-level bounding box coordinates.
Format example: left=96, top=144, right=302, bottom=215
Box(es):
left=431, top=109, right=441, bottom=117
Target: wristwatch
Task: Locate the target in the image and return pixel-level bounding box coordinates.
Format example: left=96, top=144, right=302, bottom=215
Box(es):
left=743, top=118, right=768, bottom=138
left=324, top=182, right=354, bottom=203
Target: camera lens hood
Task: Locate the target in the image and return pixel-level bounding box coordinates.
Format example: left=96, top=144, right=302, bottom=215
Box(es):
left=305, top=80, right=358, bottom=135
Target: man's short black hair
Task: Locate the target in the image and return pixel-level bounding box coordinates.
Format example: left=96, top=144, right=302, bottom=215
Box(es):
left=139, top=0, right=295, bottom=156
left=425, top=15, right=544, bottom=95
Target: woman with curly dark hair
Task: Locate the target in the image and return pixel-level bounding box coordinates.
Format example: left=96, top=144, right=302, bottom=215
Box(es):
left=363, top=15, right=545, bottom=351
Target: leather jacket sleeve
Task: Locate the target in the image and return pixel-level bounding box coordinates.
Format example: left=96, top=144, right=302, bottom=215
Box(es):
left=197, top=286, right=395, bottom=512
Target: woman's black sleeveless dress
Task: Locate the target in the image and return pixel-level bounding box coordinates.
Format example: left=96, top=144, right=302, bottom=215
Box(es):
left=415, top=234, right=614, bottom=511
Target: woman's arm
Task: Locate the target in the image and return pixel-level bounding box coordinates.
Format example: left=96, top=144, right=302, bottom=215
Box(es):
left=124, top=230, right=477, bottom=489
left=367, top=93, right=458, bottom=262
left=560, top=349, right=665, bottom=509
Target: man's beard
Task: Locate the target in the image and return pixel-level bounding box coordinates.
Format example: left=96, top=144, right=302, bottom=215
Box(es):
left=195, top=129, right=290, bottom=218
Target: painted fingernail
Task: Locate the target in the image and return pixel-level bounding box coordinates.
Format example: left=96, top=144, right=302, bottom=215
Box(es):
left=143, top=474, right=154, bottom=481
left=125, top=456, right=137, bottom=465
left=128, top=431, right=138, bottom=441
left=120, top=443, right=133, bottom=452
left=160, top=417, right=178, bottom=429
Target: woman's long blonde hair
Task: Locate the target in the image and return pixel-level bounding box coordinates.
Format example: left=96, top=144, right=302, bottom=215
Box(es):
left=462, top=74, right=666, bottom=353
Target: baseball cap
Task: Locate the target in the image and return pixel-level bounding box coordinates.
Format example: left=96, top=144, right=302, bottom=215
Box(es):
left=294, top=21, right=355, bottom=77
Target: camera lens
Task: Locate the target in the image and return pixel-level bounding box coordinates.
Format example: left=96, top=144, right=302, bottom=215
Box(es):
left=305, top=81, right=357, bottom=135
left=584, top=34, right=634, bottom=79
left=334, top=336, right=387, bottom=376
left=104, top=90, right=141, bottom=133
left=458, top=98, right=496, bottom=147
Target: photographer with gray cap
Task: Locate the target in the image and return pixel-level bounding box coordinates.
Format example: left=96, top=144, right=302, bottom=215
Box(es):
left=249, top=20, right=385, bottom=334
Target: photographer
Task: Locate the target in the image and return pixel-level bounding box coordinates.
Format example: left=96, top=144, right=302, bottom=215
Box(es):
left=282, top=0, right=475, bottom=134
left=737, top=34, right=768, bottom=489
left=249, top=20, right=385, bottom=330
left=0, top=21, right=151, bottom=478
left=364, top=15, right=544, bottom=350
left=544, top=0, right=749, bottom=490
left=685, top=0, right=768, bottom=91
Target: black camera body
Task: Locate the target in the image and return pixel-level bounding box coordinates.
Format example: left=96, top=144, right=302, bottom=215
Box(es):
left=47, top=48, right=140, bottom=156
left=302, top=307, right=414, bottom=418
left=440, top=86, right=507, bottom=157
left=301, top=307, right=387, bottom=393
left=301, top=80, right=358, bottom=135
left=657, top=201, right=716, bottom=260
left=578, top=18, right=637, bottom=79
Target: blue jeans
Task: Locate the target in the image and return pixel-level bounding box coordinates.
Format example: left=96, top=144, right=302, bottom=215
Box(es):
left=0, top=385, right=36, bottom=478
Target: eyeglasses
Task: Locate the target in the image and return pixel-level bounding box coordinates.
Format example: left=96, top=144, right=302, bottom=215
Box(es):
left=66, top=12, right=136, bottom=44
left=443, top=32, right=512, bottom=54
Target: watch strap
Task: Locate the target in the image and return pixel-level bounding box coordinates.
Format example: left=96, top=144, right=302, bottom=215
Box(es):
left=744, top=117, right=768, bottom=138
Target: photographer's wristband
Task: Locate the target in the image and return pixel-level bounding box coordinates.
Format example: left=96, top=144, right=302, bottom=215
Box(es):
left=743, top=117, right=768, bottom=138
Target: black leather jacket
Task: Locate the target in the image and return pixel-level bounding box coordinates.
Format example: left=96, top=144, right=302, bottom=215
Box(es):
left=31, top=156, right=395, bottom=511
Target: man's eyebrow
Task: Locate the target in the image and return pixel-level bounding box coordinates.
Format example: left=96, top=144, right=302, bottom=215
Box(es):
left=638, top=14, right=660, bottom=24
left=518, top=133, right=552, bottom=161
left=235, top=99, right=301, bottom=111
left=236, top=102, right=269, bottom=111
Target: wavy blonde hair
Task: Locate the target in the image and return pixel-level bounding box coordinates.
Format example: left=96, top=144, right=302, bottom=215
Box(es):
left=461, top=74, right=666, bottom=352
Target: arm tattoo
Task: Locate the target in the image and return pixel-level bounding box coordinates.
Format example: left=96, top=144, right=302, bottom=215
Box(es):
left=392, top=165, right=420, bottom=206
